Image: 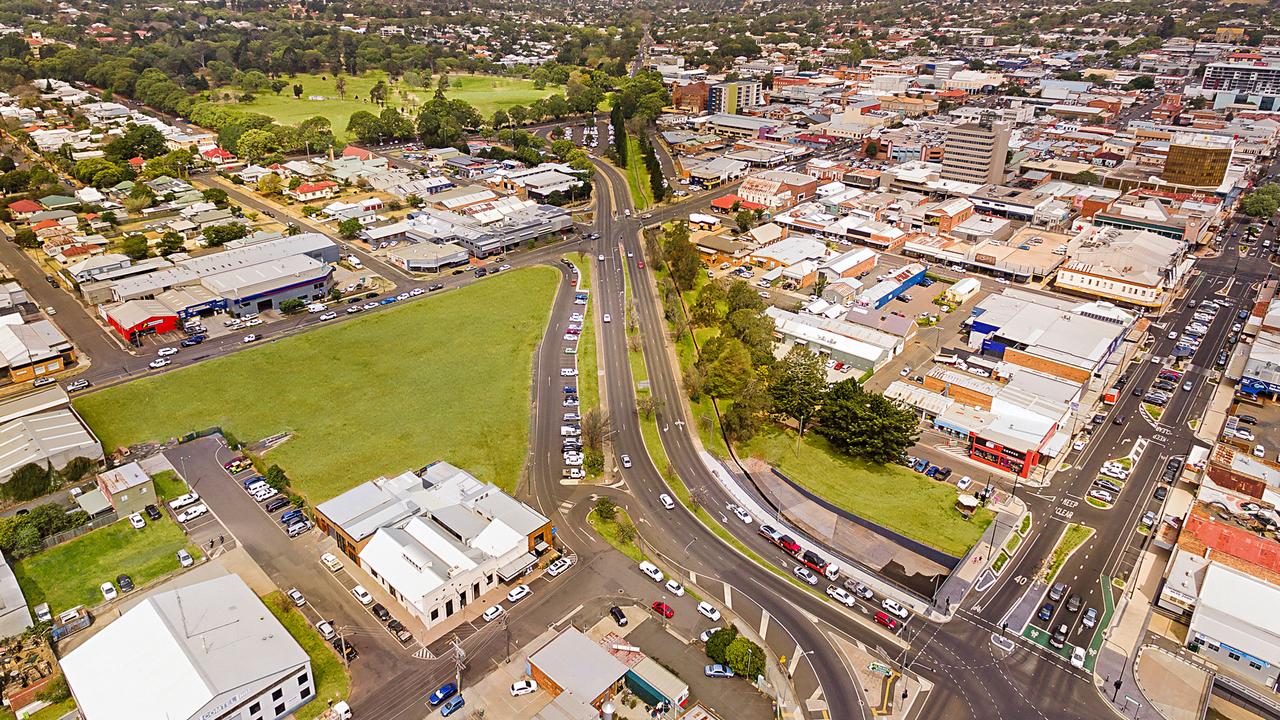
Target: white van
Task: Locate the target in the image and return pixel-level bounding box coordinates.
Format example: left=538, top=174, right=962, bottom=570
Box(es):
left=347, top=255, right=363, bottom=269
left=638, top=561, right=664, bottom=583
left=320, top=552, right=344, bottom=572
left=307, top=303, right=326, bottom=313
left=560, top=425, right=581, bottom=437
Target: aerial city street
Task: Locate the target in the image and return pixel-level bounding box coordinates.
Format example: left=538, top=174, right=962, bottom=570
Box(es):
left=0, top=1, right=1277, bottom=719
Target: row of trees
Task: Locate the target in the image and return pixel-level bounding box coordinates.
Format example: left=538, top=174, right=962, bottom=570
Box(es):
left=3, top=458, right=95, bottom=503
left=1241, top=183, right=1280, bottom=218
left=652, top=222, right=920, bottom=461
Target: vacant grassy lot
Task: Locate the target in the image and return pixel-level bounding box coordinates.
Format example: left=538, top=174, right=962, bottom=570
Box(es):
left=743, top=428, right=992, bottom=557
left=263, top=592, right=350, bottom=720
left=14, top=518, right=200, bottom=613
left=225, top=72, right=560, bottom=141
left=151, top=470, right=188, bottom=501
left=76, top=268, right=558, bottom=501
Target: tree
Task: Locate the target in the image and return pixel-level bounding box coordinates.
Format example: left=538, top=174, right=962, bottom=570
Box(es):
left=203, top=223, right=249, bottom=247
left=121, top=234, right=150, bottom=260
left=235, top=129, right=276, bottom=164
left=815, top=379, right=920, bottom=464
left=369, top=80, right=389, bottom=106
left=1071, top=170, right=1101, bottom=186
left=697, top=335, right=752, bottom=398
left=271, top=79, right=289, bottom=96
left=334, top=75, right=347, bottom=99
left=735, top=210, right=755, bottom=234
left=293, top=84, right=303, bottom=99
left=769, top=347, right=828, bottom=436
left=12, top=228, right=37, bottom=248
left=257, top=174, right=282, bottom=195
left=725, top=280, right=764, bottom=314
left=346, top=110, right=384, bottom=144
left=490, top=109, right=509, bottom=131
left=337, top=218, right=362, bottom=239
left=690, top=282, right=725, bottom=327
left=201, top=188, right=229, bottom=205
left=581, top=407, right=611, bottom=452
left=1126, top=75, right=1155, bottom=90
left=722, top=378, right=770, bottom=443
left=1241, top=184, right=1280, bottom=218
left=725, top=636, right=766, bottom=679
left=3, top=463, right=51, bottom=502
left=864, top=141, right=879, bottom=158
left=279, top=298, right=306, bottom=314
left=609, top=104, right=628, bottom=167
left=704, top=626, right=737, bottom=664
left=593, top=496, right=617, bottom=522
left=157, top=230, right=185, bottom=256
left=662, top=222, right=700, bottom=292
left=724, top=309, right=776, bottom=368
left=379, top=108, right=415, bottom=140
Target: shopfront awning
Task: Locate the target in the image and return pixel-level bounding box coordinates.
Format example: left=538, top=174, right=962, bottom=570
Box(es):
left=533, top=539, right=550, bottom=554
left=497, top=552, right=537, bottom=582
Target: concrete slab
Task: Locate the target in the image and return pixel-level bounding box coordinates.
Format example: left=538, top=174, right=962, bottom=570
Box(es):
left=1135, top=646, right=1211, bottom=720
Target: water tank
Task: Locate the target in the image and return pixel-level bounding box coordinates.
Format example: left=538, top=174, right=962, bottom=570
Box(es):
left=602, top=701, right=616, bottom=720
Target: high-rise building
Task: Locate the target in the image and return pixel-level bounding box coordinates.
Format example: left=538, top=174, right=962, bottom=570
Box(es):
left=940, top=122, right=1010, bottom=185
left=1199, top=59, right=1280, bottom=95
left=707, top=81, right=764, bottom=114
left=1162, top=132, right=1234, bottom=187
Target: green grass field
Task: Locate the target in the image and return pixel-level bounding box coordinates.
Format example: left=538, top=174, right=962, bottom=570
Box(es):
left=743, top=428, right=992, bottom=557
left=263, top=592, right=350, bottom=720
left=76, top=268, right=558, bottom=501
left=14, top=518, right=200, bottom=613
left=623, top=136, right=654, bottom=210
left=225, top=72, right=560, bottom=141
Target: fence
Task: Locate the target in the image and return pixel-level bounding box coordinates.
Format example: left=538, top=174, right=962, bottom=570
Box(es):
left=42, top=511, right=119, bottom=550
left=178, top=427, right=224, bottom=445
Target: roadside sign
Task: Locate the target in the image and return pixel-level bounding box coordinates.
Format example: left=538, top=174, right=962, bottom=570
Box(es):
left=868, top=662, right=892, bottom=676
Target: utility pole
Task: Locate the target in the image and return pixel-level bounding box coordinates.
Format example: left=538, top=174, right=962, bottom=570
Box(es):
left=337, top=626, right=350, bottom=670
left=501, top=612, right=511, bottom=661
left=451, top=635, right=467, bottom=691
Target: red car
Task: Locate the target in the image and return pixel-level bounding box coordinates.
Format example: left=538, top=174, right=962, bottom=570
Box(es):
left=651, top=601, right=674, bottom=619
left=638, top=261, right=645, bottom=269
left=874, top=611, right=898, bottom=631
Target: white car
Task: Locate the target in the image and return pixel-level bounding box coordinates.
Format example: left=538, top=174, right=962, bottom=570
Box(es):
left=410, top=287, right=424, bottom=296
left=506, top=584, right=532, bottom=603
left=100, top=582, right=117, bottom=602
left=319, top=312, right=338, bottom=321
left=510, top=679, right=539, bottom=697
left=598, top=254, right=605, bottom=261
left=129, top=513, right=145, bottom=529
left=1234, top=427, right=1256, bottom=441
left=1167, top=331, right=1178, bottom=340
left=242, top=334, right=259, bottom=343
left=564, top=455, right=584, bottom=466
left=177, top=549, right=194, bottom=568
left=881, top=598, right=910, bottom=620
left=176, top=504, right=208, bottom=523
left=603, top=313, right=611, bottom=323
left=547, top=557, right=574, bottom=577
left=482, top=605, right=505, bottom=622
left=148, top=358, right=171, bottom=369
left=665, top=579, right=685, bottom=597
left=245, top=318, right=263, bottom=327
left=639, top=561, right=664, bottom=583
left=1088, top=489, right=1114, bottom=504
left=793, top=566, right=819, bottom=585
left=157, top=347, right=178, bottom=357
left=351, top=585, right=374, bottom=605
left=560, top=368, right=577, bottom=376
left=169, top=492, right=200, bottom=510
left=287, top=588, right=306, bottom=607
left=315, top=619, right=336, bottom=640
left=569, top=313, right=584, bottom=322
left=697, top=601, right=721, bottom=621
left=1073, top=440, right=1086, bottom=451
left=732, top=506, right=753, bottom=524
left=397, top=292, right=410, bottom=301
left=826, top=586, right=857, bottom=607
left=956, top=476, right=973, bottom=491
left=1070, top=646, right=1087, bottom=669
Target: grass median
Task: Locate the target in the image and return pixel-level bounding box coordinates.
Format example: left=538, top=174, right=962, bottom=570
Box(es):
left=623, top=136, right=654, bottom=210
left=263, top=592, right=350, bottom=720
left=567, top=253, right=599, bottom=414
left=14, top=518, right=202, bottom=613
left=587, top=504, right=644, bottom=562
left=1045, top=524, right=1094, bottom=583
left=76, top=268, right=558, bottom=502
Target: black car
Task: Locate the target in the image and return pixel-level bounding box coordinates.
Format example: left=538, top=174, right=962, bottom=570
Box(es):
left=1238, top=414, right=1259, bottom=425
left=1152, top=381, right=1176, bottom=392
left=117, top=574, right=134, bottom=593
left=371, top=603, right=391, bottom=622
left=451, top=268, right=465, bottom=275
left=144, top=504, right=162, bottom=521
left=332, top=638, right=358, bottom=661
left=1113, top=415, right=1125, bottom=425
left=1154, top=486, right=1168, bottom=501
left=474, top=268, right=488, bottom=278
left=1066, top=594, right=1082, bottom=612
left=1131, top=387, right=1143, bottom=397
left=429, top=283, right=444, bottom=291
left=265, top=497, right=290, bottom=513
left=610, top=606, right=628, bottom=627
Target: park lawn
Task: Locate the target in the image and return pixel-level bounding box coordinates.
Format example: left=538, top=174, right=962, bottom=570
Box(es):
left=151, top=469, right=189, bottom=501
left=13, top=518, right=201, bottom=613
left=75, top=268, right=559, bottom=502
left=623, top=136, right=654, bottom=210
left=227, top=72, right=560, bottom=141
left=263, top=592, right=350, bottom=720
left=742, top=427, right=992, bottom=557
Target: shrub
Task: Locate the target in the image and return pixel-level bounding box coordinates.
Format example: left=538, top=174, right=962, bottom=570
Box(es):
left=704, top=626, right=737, bottom=664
